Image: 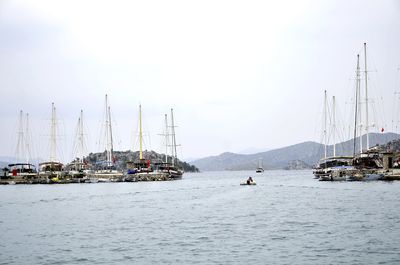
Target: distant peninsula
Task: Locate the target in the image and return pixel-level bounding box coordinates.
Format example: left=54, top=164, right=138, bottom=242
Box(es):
left=86, top=150, right=199, bottom=173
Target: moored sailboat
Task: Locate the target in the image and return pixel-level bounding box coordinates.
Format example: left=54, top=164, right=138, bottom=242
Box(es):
left=125, top=107, right=183, bottom=181
left=156, top=108, right=184, bottom=179
left=65, top=110, right=90, bottom=178
left=38, top=103, right=64, bottom=182
left=90, top=95, right=123, bottom=180
left=125, top=104, right=153, bottom=180
left=313, top=91, right=354, bottom=181
left=7, top=111, right=38, bottom=180
left=256, top=158, right=264, bottom=173
left=346, top=43, right=384, bottom=181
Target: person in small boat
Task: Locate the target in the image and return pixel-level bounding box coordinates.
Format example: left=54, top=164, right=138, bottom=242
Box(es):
left=246, top=176, right=253, bottom=185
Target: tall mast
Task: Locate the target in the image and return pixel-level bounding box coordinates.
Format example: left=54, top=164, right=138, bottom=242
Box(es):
left=79, top=110, right=84, bottom=161
left=50, top=103, right=57, bottom=162
left=323, top=90, right=327, bottom=159
left=332, top=96, right=336, bottom=157
left=164, top=114, right=169, bottom=163
left=353, top=55, right=360, bottom=156
left=104, top=95, right=109, bottom=163
left=25, top=113, right=31, bottom=164
left=104, top=95, right=113, bottom=166
left=170, top=108, right=178, bottom=166
left=79, top=110, right=85, bottom=161
left=72, top=110, right=87, bottom=168
left=108, top=106, right=113, bottom=166
left=357, top=55, right=362, bottom=153
left=15, top=110, right=25, bottom=162
left=364, top=42, right=369, bottom=150
left=139, top=104, right=143, bottom=160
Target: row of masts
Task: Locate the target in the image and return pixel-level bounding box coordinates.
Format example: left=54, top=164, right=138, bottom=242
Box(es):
left=14, top=95, right=180, bottom=167
left=354, top=43, right=370, bottom=155
left=15, top=104, right=58, bottom=164
left=322, top=43, right=370, bottom=159
left=16, top=103, right=77, bottom=165
left=101, top=95, right=179, bottom=168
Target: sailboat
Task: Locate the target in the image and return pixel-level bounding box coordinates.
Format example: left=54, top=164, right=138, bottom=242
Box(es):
left=38, top=103, right=64, bottom=181
left=315, top=45, right=382, bottom=181
left=348, top=43, right=385, bottom=181
left=66, top=110, right=89, bottom=178
left=255, top=158, right=264, bottom=173
left=156, top=109, right=184, bottom=179
left=312, top=91, right=353, bottom=181
left=92, top=95, right=123, bottom=180
left=125, top=107, right=183, bottom=180
left=125, top=104, right=153, bottom=177
left=7, top=110, right=37, bottom=179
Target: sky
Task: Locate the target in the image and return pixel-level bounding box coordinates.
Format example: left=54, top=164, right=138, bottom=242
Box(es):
left=0, top=0, right=400, bottom=162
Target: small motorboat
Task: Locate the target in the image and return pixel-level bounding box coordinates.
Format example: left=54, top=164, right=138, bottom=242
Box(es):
left=241, top=176, right=256, bottom=185
left=240, top=182, right=257, bottom=186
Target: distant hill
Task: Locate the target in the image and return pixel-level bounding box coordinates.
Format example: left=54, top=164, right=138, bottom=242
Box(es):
left=86, top=150, right=199, bottom=172
left=191, top=132, right=400, bottom=171
left=237, top=147, right=272, bottom=154
left=381, top=138, right=400, bottom=152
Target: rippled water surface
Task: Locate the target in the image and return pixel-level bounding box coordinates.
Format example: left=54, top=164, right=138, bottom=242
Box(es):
left=1, top=170, right=400, bottom=264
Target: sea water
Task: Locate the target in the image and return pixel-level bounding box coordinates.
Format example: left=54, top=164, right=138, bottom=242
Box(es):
left=1, top=170, right=400, bottom=264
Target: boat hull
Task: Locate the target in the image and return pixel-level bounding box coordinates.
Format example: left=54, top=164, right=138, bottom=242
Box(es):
left=240, top=182, right=257, bottom=186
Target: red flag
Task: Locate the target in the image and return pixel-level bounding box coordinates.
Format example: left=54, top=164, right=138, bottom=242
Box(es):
left=147, top=159, right=151, bottom=168
left=381, top=127, right=385, bottom=133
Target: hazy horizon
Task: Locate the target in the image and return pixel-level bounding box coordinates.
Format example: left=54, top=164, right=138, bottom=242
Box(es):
left=1, top=0, right=400, bottom=163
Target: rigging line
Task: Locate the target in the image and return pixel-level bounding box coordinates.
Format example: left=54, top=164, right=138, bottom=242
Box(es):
left=368, top=78, right=386, bottom=132
left=344, top=76, right=356, bottom=141
left=83, top=115, right=91, bottom=155
left=139, top=130, right=152, bottom=153
left=131, top=107, right=139, bottom=152
left=338, top=106, right=346, bottom=142
left=391, top=68, right=400, bottom=131
left=29, top=117, right=39, bottom=166
left=129, top=129, right=135, bottom=152
left=71, top=116, right=79, bottom=160
left=109, top=107, right=123, bottom=151
left=132, top=130, right=139, bottom=152
left=334, top=100, right=347, bottom=151
left=392, top=92, right=400, bottom=132
left=313, top=90, right=326, bottom=143
left=314, top=109, right=324, bottom=143
left=371, top=99, right=380, bottom=132
left=97, top=95, right=108, bottom=152
left=363, top=45, right=387, bottom=132
left=142, top=114, right=152, bottom=152
left=24, top=113, right=32, bottom=163
left=55, top=111, right=66, bottom=164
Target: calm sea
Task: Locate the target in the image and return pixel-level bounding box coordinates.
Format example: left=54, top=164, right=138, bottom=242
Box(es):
left=1, top=170, right=400, bottom=264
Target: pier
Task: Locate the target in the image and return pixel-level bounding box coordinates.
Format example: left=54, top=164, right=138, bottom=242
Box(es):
left=0, top=172, right=178, bottom=185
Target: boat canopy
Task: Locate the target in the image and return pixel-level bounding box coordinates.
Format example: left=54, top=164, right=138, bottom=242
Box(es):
left=39, top=162, right=63, bottom=172
left=8, top=163, right=37, bottom=173
left=8, top=163, right=36, bottom=168
left=316, top=156, right=353, bottom=169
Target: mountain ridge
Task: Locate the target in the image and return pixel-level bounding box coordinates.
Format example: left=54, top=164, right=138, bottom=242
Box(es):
left=191, top=133, right=400, bottom=171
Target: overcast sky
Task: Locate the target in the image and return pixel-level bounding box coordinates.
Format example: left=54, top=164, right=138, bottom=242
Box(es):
left=1, top=0, right=400, bottom=162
